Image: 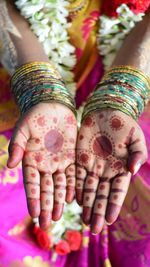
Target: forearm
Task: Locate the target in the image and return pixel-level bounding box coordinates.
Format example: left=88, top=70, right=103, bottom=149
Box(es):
left=6, top=0, right=49, bottom=66
left=113, top=12, right=150, bottom=76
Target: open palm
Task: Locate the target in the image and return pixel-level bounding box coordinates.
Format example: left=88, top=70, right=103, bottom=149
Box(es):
left=7, top=103, right=77, bottom=229
left=76, top=109, right=147, bottom=234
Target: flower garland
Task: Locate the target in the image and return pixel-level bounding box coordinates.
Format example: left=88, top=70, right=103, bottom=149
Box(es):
left=98, top=4, right=144, bottom=70
left=33, top=201, right=82, bottom=255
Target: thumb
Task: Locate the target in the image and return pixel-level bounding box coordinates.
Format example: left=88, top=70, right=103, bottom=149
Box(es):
left=127, top=135, right=148, bottom=175
left=7, top=123, right=30, bottom=168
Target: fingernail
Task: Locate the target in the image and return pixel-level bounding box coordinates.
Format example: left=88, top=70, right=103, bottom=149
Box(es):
left=133, top=163, right=141, bottom=175
left=91, top=232, right=97, bottom=236
left=105, top=221, right=112, bottom=226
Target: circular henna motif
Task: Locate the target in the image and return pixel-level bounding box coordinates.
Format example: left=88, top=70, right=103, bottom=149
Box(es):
left=92, top=135, right=112, bottom=159
left=118, top=144, right=123, bottom=149
left=80, top=153, right=89, bottom=164
left=116, top=178, right=121, bottom=183
left=46, top=180, right=51, bottom=186
left=109, top=115, right=124, bottom=131
left=53, top=156, right=59, bottom=162
left=79, top=135, right=84, bottom=140
left=35, top=139, right=40, bottom=144
left=58, top=192, right=63, bottom=198
left=46, top=199, right=50, bottom=205
left=97, top=203, right=102, bottom=209
left=34, top=152, right=43, bottom=162
left=31, top=188, right=36, bottom=194
left=113, top=194, right=118, bottom=200
left=100, top=184, right=105, bottom=190
left=37, top=116, right=46, bottom=127
left=113, top=161, right=123, bottom=170
left=44, top=129, right=64, bottom=153
left=88, top=179, right=94, bottom=184
left=83, top=116, right=93, bottom=127
left=57, top=176, right=63, bottom=182
left=66, top=115, right=76, bottom=125
left=69, top=138, right=75, bottom=144
left=53, top=117, right=57, bottom=123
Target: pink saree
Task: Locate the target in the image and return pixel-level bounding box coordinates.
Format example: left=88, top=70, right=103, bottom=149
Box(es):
left=0, top=1, right=150, bottom=266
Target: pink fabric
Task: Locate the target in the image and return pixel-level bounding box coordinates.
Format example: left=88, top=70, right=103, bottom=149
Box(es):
left=0, top=50, right=150, bottom=267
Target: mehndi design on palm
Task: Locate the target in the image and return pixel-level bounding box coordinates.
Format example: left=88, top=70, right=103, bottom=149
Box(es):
left=76, top=109, right=147, bottom=234
left=7, top=103, right=77, bottom=229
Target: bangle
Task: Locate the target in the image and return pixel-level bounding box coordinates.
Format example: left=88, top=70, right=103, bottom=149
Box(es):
left=82, top=65, right=150, bottom=121
left=11, top=62, right=76, bottom=116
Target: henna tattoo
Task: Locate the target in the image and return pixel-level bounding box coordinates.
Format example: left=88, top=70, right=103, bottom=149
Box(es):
left=37, top=116, right=46, bottom=127
left=79, top=135, right=84, bottom=140
left=34, top=152, right=43, bottom=163
left=124, top=127, right=135, bottom=146
left=109, top=115, right=124, bottom=131
left=83, top=116, right=94, bottom=127
left=53, top=117, right=57, bottom=123
left=69, top=138, right=75, bottom=144
left=113, top=160, right=123, bottom=170
left=65, top=115, right=76, bottom=125
left=92, top=135, right=112, bottom=159
left=79, top=153, right=89, bottom=164
left=44, top=129, right=64, bottom=153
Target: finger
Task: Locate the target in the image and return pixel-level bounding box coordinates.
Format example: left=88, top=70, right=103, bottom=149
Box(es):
left=127, top=135, right=148, bottom=175
left=82, top=172, right=99, bottom=225
left=76, top=164, right=87, bottom=205
left=65, top=164, right=75, bottom=203
left=39, top=173, right=54, bottom=230
left=91, top=178, right=110, bottom=234
left=106, top=172, right=131, bottom=224
left=7, top=124, right=29, bottom=168
left=23, top=164, right=40, bottom=218
left=52, top=171, right=66, bottom=221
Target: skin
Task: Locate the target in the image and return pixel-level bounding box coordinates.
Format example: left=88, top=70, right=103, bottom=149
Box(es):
left=5, top=1, right=150, bottom=232
left=7, top=103, right=77, bottom=229
left=76, top=109, right=147, bottom=234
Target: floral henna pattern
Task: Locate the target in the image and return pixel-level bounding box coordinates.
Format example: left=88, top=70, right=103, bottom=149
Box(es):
left=109, top=115, right=124, bottom=131
left=8, top=103, right=77, bottom=229
left=76, top=109, right=148, bottom=234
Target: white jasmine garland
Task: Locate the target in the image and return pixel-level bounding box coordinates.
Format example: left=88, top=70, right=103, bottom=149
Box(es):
left=97, top=4, right=144, bottom=70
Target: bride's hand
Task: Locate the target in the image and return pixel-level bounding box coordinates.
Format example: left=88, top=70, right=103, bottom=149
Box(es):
left=7, top=103, right=77, bottom=229
left=76, top=109, right=147, bottom=234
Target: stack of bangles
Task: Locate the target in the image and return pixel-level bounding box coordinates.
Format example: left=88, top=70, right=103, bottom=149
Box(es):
left=11, top=62, right=76, bottom=116
left=82, top=65, right=150, bottom=121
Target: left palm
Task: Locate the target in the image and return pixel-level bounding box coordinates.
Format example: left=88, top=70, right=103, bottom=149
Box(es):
left=76, top=109, right=147, bottom=234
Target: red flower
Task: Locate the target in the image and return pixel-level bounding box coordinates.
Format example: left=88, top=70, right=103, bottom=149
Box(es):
left=35, top=228, right=52, bottom=249
left=125, top=0, right=150, bottom=14
left=55, top=240, right=71, bottom=255
left=101, top=0, right=150, bottom=17
left=65, top=230, right=82, bottom=251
